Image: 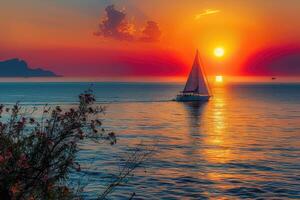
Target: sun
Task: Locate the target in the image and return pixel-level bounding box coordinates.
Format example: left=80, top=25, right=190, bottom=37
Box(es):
left=215, top=75, right=223, bottom=83
left=214, top=47, right=225, bottom=57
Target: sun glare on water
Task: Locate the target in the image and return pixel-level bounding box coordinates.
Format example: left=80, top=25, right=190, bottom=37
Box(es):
left=215, top=75, right=223, bottom=83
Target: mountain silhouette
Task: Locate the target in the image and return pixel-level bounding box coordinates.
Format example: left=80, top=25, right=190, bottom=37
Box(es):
left=0, top=58, right=58, bottom=77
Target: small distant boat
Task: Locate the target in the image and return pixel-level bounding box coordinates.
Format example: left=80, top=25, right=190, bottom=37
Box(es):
left=176, top=50, right=211, bottom=102
left=271, top=77, right=276, bottom=80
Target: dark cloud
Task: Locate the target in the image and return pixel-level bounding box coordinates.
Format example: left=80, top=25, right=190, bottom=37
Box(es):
left=140, top=21, right=161, bottom=42
left=95, top=5, right=161, bottom=42
left=243, top=46, right=300, bottom=76
left=94, top=5, right=134, bottom=41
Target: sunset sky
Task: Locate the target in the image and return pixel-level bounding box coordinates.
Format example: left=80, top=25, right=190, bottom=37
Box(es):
left=1, top=0, right=300, bottom=79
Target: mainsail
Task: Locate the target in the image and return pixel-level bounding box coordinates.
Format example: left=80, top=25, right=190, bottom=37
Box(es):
left=183, top=50, right=210, bottom=95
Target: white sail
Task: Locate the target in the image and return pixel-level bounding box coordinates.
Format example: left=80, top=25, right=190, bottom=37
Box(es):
left=183, top=50, right=210, bottom=95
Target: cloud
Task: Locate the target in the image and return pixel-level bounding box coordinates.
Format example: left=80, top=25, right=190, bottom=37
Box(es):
left=140, top=21, right=161, bottom=42
left=94, top=5, right=135, bottom=41
left=95, top=5, right=161, bottom=42
left=243, top=46, right=300, bottom=76
left=195, top=9, right=220, bottom=20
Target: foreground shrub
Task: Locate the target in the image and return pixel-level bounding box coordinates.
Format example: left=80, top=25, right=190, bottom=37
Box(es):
left=0, top=91, right=119, bottom=199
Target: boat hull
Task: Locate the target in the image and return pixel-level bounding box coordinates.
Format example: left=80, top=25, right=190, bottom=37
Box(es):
left=176, top=94, right=210, bottom=102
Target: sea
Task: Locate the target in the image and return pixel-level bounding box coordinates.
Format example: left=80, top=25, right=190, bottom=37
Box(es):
left=0, top=82, right=299, bottom=199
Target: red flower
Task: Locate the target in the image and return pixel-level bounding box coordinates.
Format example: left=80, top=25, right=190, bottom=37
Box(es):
left=17, top=154, right=29, bottom=168
left=0, top=155, right=5, bottom=163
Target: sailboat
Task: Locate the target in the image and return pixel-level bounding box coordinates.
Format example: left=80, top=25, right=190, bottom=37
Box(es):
left=176, top=50, right=211, bottom=102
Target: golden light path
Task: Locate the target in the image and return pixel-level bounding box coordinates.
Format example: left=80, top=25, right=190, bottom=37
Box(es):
left=215, top=75, right=223, bottom=83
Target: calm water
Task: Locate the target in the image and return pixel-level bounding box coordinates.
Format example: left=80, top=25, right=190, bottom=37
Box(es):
left=1, top=82, right=300, bottom=199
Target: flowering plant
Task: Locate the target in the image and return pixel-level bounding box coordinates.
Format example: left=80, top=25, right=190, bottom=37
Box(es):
left=0, top=91, right=116, bottom=199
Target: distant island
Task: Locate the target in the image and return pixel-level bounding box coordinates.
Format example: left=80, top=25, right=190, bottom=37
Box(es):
left=0, top=58, right=58, bottom=77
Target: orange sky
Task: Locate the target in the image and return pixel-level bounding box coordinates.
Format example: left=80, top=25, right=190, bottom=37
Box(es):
left=1, top=0, right=300, bottom=79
